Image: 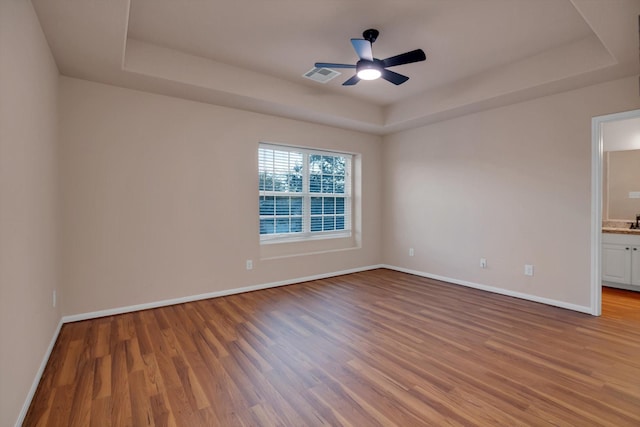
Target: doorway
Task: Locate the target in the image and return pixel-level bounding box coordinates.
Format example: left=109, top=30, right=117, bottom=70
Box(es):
left=591, top=108, right=640, bottom=316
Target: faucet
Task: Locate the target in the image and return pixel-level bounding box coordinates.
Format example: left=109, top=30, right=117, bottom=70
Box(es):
left=633, top=214, right=640, bottom=229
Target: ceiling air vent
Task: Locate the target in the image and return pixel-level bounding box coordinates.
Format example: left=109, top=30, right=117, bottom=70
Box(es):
left=303, top=67, right=341, bottom=83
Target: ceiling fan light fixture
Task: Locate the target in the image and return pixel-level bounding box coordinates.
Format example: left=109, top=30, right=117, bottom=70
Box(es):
left=356, top=62, right=381, bottom=80
left=357, top=68, right=381, bottom=80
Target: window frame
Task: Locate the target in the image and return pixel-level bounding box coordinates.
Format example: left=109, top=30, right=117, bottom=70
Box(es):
left=259, top=143, right=352, bottom=244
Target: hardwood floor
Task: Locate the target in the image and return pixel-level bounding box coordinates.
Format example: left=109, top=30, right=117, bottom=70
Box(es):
left=25, top=269, right=640, bottom=426
left=602, top=286, right=640, bottom=321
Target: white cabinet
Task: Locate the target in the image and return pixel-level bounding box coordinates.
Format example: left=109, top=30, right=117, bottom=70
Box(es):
left=633, top=246, right=640, bottom=287
left=602, top=243, right=632, bottom=283
left=602, top=233, right=640, bottom=290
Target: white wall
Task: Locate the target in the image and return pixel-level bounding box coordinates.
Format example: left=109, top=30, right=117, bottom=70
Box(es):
left=603, top=116, right=640, bottom=151
left=0, top=1, right=61, bottom=425
left=58, top=77, right=382, bottom=316
left=382, top=76, right=640, bottom=309
left=606, top=149, right=640, bottom=220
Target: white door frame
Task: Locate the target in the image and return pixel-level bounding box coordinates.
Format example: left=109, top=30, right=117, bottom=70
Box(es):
left=591, top=108, right=640, bottom=316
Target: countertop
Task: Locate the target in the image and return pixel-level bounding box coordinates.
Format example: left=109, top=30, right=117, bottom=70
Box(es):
left=602, top=227, right=640, bottom=235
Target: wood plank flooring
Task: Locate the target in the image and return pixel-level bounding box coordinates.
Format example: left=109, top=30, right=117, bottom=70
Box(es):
left=24, top=269, right=640, bottom=426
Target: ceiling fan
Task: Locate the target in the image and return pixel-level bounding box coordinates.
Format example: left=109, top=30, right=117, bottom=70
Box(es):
left=314, top=29, right=426, bottom=86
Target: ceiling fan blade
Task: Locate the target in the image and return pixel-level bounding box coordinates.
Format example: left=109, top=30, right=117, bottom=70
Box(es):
left=342, top=75, right=360, bottom=86
left=382, top=49, right=426, bottom=68
left=381, top=69, right=409, bottom=85
left=351, top=38, right=373, bottom=61
left=314, top=62, right=356, bottom=69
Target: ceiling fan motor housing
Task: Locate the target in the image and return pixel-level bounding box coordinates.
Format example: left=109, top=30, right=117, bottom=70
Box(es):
left=356, top=59, right=384, bottom=73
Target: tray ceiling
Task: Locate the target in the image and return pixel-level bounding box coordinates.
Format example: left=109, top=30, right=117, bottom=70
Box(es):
left=32, top=0, right=640, bottom=134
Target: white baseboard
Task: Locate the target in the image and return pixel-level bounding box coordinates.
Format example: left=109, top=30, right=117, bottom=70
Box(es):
left=602, top=281, right=640, bottom=293
left=14, top=317, right=64, bottom=427
left=381, top=264, right=593, bottom=314
left=63, top=264, right=385, bottom=323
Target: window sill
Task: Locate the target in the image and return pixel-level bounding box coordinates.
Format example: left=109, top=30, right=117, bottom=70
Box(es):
left=260, top=231, right=351, bottom=245
left=259, top=234, right=357, bottom=259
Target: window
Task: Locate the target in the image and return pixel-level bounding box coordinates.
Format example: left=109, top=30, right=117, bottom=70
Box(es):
left=259, top=143, right=352, bottom=243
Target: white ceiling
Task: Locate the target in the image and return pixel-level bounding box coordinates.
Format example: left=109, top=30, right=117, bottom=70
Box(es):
left=32, top=0, right=640, bottom=134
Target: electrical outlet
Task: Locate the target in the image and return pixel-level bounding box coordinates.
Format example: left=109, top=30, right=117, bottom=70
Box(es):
left=524, top=264, right=534, bottom=276
left=409, top=248, right=414, bottom=257
left=246, top=259, right=253, bottom=270
left=53, top=290, right=56, bottom=308
left=480, top=258, right=487, bottom=268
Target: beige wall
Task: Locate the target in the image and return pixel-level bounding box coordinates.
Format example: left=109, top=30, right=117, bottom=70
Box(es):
left=382, top=76, right=640, bottom=308
left=0, top=1, right=61, bottom=425
left=607, top=149, right=640, bottom=220
left=59, top=77, right=382, bottom=316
